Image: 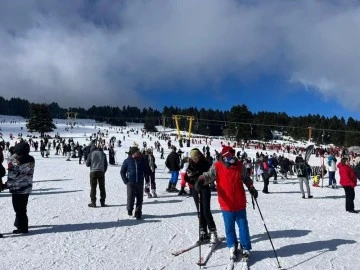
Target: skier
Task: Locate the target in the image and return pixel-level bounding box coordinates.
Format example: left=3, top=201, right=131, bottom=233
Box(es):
left=198, top=146, right=258, bottom=260
left=184, top=148, right=217, bottom=243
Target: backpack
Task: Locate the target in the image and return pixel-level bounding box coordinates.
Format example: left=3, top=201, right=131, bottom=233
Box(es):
left=0, top=164, right=5, bottom=178
left=295, top=161, right=311, bottom=177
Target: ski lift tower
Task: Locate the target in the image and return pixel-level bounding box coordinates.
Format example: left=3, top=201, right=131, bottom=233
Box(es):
left=172, top=115, right=195, bottom=147
left=66, top=111, right=78, bottom=126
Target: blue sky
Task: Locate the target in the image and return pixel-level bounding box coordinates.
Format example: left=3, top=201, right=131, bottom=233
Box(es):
left=147, top=75, right=360, bottom=120
left=1, top=0, right=360, bottom=120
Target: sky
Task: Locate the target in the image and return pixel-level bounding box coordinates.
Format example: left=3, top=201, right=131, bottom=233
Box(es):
left=1, top=0, right=360, bottom=119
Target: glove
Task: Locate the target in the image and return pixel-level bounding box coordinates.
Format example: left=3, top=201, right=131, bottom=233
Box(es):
left=195, top=180, right=204, bottom=192
left=248, top=186, right=258, bottom=199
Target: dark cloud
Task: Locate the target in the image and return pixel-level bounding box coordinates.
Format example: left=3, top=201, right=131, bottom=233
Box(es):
left=0, top=0, right=359, bottom=110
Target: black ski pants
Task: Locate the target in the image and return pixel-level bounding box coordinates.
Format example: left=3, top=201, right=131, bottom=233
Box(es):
left=12, top=193, right=30, bottom=232
left=262, top=173, right=270, bottom=193
left=127, top=182, right=144, bottom=214
left=343, top=186, right=355, bottom=212
left=191, top=187, right=216, bottom=233
left=89, top=171, right=106, bottom=204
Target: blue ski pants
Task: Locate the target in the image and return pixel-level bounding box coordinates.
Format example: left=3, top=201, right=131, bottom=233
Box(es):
left=222, top=209, right=252, bottom=250
left=169, top=171, right=179, bottom=185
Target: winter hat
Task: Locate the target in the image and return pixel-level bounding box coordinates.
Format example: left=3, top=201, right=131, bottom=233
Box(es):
left=129, top=146, right=140, bottom=155
left=190, top=148, right=201, bottom=159
left=355, top=156, right=360, bottom=165
left=14, top=142, right=30, bottom=155
left=221, top=146, right=234, bottom=158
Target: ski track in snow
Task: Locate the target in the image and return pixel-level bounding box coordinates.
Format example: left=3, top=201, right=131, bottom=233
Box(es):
left=0, top=116, right=359, bottom=269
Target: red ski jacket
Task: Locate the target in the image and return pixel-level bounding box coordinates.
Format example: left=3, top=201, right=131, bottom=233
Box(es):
left=338, top=163, right=357, bottom=188
left=213, top=161, right=250, bottom=211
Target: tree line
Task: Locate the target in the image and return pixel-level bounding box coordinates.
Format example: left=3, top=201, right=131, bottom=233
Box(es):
left=1, top=96, right=360, bottom=146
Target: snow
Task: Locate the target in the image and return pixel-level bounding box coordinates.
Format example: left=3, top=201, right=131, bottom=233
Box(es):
left=0, top=115, right=359, bottom=270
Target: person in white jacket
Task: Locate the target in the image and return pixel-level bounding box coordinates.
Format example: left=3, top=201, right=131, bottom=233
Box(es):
left=327, top=153, right=337, bottom=188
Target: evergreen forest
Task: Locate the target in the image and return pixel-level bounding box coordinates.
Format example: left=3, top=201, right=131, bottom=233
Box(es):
left=1, top=96, right=360, bottom=146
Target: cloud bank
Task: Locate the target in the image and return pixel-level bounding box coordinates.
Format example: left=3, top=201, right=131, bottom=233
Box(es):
left=0, top=0, right=359, bottom=110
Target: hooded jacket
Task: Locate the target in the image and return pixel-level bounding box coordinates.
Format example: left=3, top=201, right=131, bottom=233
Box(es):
left=7, top=142, right=35, bottom=194
left=338, top=162, right=357, bottom=188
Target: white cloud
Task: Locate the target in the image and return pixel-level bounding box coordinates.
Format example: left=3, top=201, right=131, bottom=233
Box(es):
left=0, top=0, right=359, bottom=110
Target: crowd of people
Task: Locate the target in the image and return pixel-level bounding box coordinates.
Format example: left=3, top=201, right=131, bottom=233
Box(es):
left=2, top=119, right=360, bottom=262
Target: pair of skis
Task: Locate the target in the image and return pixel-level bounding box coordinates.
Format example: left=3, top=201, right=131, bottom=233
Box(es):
left=225, top=252, right=249, bottom=270
left=171, top=236, right=225, bottom=266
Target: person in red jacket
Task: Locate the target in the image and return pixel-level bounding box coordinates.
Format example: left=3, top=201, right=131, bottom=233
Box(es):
left=338, top=157, right=357, bottom=213
left=199, top=146, right=258, bottom=260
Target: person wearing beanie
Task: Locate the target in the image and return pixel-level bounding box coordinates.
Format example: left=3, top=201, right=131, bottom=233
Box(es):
left=6, top=142, right=35, bottom=234
left=165, top=145, right=181, bottom=192
left=198, top=146, right=258, bottom=260
left=184, top=148, right=217, bottom=243
left=338, top=157, right=358, bottom=213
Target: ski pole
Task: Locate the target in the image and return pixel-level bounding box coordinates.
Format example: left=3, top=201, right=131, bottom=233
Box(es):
left=253, top=196, right=281, bottom=269
left=198, top=189, right=202, bottom=269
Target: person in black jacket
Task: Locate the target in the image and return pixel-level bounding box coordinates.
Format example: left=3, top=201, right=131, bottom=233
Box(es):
left=120, top=147, right=149, bottom=219
left=144, top=148, right=157, bottom=198
left=185, top=148, right=217, bottom=243
left=108, top=146, right=115, bottom=165
left=355, top=157, right=360, bottom=181
left=165, top=146, right=181, bottom=192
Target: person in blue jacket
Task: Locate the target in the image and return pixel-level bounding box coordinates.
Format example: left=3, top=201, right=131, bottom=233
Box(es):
left=120, top=146, right=149, bottom=220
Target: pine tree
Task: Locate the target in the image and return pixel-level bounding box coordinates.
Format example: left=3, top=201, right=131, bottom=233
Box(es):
left=144, top=109, right=157, bottom=132
left=26, top=104, right=56, bottom=134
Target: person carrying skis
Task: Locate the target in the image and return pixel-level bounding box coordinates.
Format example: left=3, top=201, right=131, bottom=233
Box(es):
left=184, top=148, right=217, bottom=243
left=198, top=146, right=258, bottom=259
